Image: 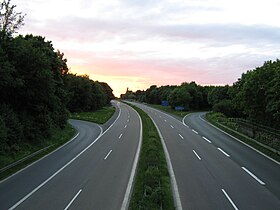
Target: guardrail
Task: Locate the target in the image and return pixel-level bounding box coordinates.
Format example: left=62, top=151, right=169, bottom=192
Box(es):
left=217, top=117, right=279, bottom=153
left=0, top=144, right=54, bottom=173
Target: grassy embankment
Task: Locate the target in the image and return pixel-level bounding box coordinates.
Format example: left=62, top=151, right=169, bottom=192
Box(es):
left=70, top=106, right=115, bottom=124
left=0, top=106, right=115, bottom=180
left=206, top=112, right=280, bottom=162
left=128, top=104, right=174, bottom=210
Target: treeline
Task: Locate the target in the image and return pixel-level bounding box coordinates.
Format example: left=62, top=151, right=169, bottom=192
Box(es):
left=121, top=82, right=211, bottom=110
left=0, top=33, right=114, bottom=155
left=122, top=60, right=280, bottom=129
left=209, top=60, right=280, bottom=129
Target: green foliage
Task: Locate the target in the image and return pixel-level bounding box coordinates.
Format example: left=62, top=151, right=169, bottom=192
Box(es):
left=0, top=32, right=114, bottom=157
left=128, top=104, right=174, bottom=210
left=0, top=0, right=25, bottom=38
left=125, top=82, right=210, bottom=111
left=70, top=106, right=115, bottom=124
left=232, top=60, right=280, bottom=128
left=207, top=85, right=230, bottom=106
left=0, top=123, right=76, bottom=180
left=64, top=74, right=112, bottom=112
left=206, top=112, right=280, bottom=162
left=213, top=99, right=236, bottom=117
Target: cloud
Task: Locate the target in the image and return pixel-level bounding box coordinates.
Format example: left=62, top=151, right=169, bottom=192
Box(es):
left=14, top=0, right=280, bottom=95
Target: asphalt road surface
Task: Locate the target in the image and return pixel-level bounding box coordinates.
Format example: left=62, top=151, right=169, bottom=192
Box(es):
left=132, top=102, right=280, bottom=210
left=0, top=101, right=141, bottom=210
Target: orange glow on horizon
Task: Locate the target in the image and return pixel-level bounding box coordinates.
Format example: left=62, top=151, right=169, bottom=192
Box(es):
left=69, top=67, right=149, bottom=98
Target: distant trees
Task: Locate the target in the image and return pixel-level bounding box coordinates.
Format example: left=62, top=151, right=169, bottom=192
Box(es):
left=0, top=1, right=115, bottom=155
left=123, top=60, right=279, bottom=129
left=64, top=74, right=113, bottom=112
left=122, top=82, right=210, bottom=111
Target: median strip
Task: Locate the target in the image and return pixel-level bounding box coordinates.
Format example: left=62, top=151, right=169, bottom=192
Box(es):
left=126, top=103, right=175, bottom=210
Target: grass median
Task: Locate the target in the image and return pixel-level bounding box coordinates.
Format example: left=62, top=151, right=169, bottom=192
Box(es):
left=128, top=104, right=175, bottom=210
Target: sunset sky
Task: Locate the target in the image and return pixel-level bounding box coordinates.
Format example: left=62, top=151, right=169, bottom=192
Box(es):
left=14, top=0, right=280, bottom=97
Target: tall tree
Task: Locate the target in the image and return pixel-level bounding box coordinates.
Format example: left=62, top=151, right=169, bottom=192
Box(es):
left=0, top=0, right=25, bottom=39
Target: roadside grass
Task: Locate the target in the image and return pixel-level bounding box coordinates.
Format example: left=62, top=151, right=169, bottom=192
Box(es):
left=0, top=123, right=76, bottom=180
left=70, top=106, right=115, bottom=124
left=149, top=104, right=189, bottom=118
left=128, top=104, right=175, bottom=210
left=0, top=106, right=116, bottom=181
left=206, top=112, right=280, bottom=163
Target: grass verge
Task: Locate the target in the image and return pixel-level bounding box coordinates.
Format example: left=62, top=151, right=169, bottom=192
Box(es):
left=0, top=123, right=76, bottom=180
left=70, top=106, right=115, bottom=124
left=206, top=112, right=280, bottom=162
left=0, top=106, right=116, bottom=181
left=149, top=104, right=189, bottom=118
left=128, top=104, right=175, bottom=210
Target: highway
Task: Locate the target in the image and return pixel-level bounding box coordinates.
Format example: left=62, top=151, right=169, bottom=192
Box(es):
left=0, top=101, right=141, bottom=210
left=132, top=102, right=280, bottom=210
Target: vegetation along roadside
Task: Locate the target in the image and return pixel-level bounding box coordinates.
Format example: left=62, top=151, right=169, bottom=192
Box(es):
left=206, top=112, right=280, bottom=163
left=0, top=0, right=115, bottom=180
left=127, top=103, right=175, bottom=210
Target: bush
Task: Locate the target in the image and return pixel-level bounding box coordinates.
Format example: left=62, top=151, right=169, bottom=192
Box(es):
left=213, top=99, right=236, bottom=117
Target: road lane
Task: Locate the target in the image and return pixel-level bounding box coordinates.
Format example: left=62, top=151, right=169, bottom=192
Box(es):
left=1, top=101, right=142, bottom=210
left=184, top=112, right=280, bottom=199
left=132, top=102, right=280, bottom=209
left=0, top=119, right=102, bottom=210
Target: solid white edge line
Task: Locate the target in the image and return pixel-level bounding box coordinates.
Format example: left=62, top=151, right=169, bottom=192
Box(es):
left=222, top=189, right=239, bottom=210
left=8, top=101, right=122, bottom=210
left=64, top=189, right=82, bottom=210
left=202, top=136, right=212, bottom=143
left=151, top=118, right=183, bottom=210
left=241, top=167, right=265, bottom=185
left=199, top=114, right=206, bottom=122
left=119, top=133, right=123, bottom=139
left=199, top=113, right=280, bottom=165
left=192, top=129, right=198, bottom=134
left=182, top=113, right=191, bottom=126
left=104, top=150, right=112, bottom=160
left=121, top=104, right=143, bottom=210
left=0, top=131, right=80, bottom=184
left=193, top=150, right=201, bottom=160
left=218, top=148, right=230, bottom=157
left=179, top=134, right=184, bottom=140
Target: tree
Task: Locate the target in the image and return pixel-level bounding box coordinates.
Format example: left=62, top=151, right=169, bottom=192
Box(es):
left=236, top=60, right=280, bottom=127
left=168, top=86, right=192, bottom=110
left=207, top=85, right=230, bottom=106
left=0, top=0, right=25, bottom=39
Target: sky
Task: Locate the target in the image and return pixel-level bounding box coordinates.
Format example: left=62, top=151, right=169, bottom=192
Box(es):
left=13, top=0, right=280, bottom=97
